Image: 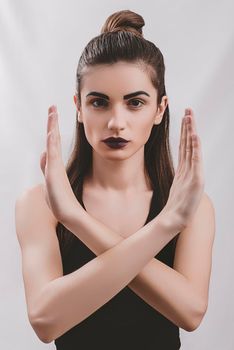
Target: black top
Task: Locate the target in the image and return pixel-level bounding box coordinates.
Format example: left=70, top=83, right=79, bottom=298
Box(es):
left=55, top=190, right=181, bottom=349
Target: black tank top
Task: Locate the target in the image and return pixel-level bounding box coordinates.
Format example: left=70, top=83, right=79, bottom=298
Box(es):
left=55, top=190, right=181, bottom=349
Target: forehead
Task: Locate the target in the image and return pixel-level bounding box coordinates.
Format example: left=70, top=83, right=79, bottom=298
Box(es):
left=81, top=61, right=156, bottom=96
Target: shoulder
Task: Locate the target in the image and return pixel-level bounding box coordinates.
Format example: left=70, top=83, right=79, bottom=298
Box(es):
left=15, top=182, right=58, bottom=228
left=183, top=191, right=216, bottom=237
left=16, top=182, right=46, bottom=201
left=195, top=192, right=216, bottom=231
left=200, top=192, right=215, bottom=212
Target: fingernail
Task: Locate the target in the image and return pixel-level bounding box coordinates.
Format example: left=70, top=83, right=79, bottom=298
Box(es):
left=185, top=108, right=190, bottom=115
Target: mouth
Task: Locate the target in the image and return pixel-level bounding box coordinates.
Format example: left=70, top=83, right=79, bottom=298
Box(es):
left=102, top=137, right=130, bottom=149
left=102, top=137, right=129, bottom=142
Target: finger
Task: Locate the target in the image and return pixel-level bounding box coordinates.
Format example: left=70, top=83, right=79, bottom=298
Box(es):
left=48, top=105, right=61, bottom=140
left=47, top=108, right=57, bottom=159
left=180, top=116, right=187, bottom=170
left=47, top=130, right=58, bottom=162
left=178, top=116, right=187, bottom=171
left=45, top=190, right=51, bottom=210
left=178, top=116, right=185, bottom=168
left=185, top=107, right=198, bottom=174
left=47, top=105, right=56, bottom=134
left=185, top=116, right=192, bottom=173
left=187, top=108, right=197, bottom=134
left=48, top=106, right=58, bottom=134
left=191, top=133, right=203, bottom=179
left=40, top=151, right=47, bottom=175
left=48, top=105, right=62, bottom=154
left=53, top=107, right=62, bottom=154
left=54, top=106, right=61, bottom=139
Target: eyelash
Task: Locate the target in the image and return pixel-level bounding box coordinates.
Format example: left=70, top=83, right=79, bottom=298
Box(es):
left=90, top=98, right=145, bottom=109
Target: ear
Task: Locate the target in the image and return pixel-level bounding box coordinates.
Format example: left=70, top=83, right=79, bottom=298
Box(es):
left=73, top=94, right=83, bottom=123
left=154, top=96, right=168, bottom=125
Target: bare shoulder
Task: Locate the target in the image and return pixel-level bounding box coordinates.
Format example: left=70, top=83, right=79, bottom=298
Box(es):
left=15, top=183, right=58, bottom=230
left=200, top=192, right=215, bottom=213
left=179, top=191, right=215, bottom=236
left=15, top=182, right=59, bottom=250
left=16, top=182, right=46, bottom=205
left=195, top=191, right=216, bottom=240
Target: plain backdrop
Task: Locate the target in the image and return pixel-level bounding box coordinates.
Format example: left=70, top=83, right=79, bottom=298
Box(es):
left=0, top=0, right=233, bottom=349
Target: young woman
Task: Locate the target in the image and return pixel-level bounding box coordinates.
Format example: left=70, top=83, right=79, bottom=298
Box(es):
left=15, top=9, right=215, bottom=350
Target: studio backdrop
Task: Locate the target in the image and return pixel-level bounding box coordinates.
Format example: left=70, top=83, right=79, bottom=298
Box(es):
left=0, top=1, right=233, bottom=349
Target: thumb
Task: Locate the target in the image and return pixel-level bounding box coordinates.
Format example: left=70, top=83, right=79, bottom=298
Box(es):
left=40, top=151, right=47, bottom=176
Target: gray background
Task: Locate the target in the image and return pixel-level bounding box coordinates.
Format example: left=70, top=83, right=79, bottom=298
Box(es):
left=0, top=0, right=233, bottom=349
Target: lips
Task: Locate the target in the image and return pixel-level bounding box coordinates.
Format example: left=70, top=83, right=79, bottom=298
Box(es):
left=102, top=137, right=129, bottom=149
left=102, top=137, right=129, bottom=143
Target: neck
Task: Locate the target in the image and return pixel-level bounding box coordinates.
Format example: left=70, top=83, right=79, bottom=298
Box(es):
left=86, top=147, right=152, bottom=194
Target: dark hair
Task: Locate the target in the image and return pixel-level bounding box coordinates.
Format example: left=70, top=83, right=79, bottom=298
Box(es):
left=56, top=9, right=176, bottom=260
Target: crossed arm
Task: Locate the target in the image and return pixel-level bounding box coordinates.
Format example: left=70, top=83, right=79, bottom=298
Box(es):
left=57, top=192, right=214, bottom=332
left=28, top=187, right=215, bottom=343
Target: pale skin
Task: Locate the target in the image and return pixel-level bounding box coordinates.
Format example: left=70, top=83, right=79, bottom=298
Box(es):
left=15, top=62, right=215, bottom=343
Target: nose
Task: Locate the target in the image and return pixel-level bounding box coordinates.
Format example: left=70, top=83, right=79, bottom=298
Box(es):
left=107, top=107, right=127, bottom=131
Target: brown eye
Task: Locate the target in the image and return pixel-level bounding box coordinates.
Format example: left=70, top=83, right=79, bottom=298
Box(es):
left=128, top=99, right=144, bottom=108
left=91, top=99, right=108, bottom=108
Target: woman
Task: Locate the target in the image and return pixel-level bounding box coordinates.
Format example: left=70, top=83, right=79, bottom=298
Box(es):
left=15, top=9, right=215, bottom=350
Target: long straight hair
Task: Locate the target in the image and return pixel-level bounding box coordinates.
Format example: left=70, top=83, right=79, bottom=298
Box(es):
left=56, top=10, right=176, bottom=261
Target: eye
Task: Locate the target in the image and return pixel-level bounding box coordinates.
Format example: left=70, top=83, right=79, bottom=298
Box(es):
left=90, top=98, right=108, bottom=108
left=89, top=98, right=145, bottom=109
left=128, top=99, right=144, bottom=108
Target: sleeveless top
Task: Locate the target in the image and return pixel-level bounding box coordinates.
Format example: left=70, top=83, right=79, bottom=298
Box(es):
left=55, top=189, right=181, bottom=349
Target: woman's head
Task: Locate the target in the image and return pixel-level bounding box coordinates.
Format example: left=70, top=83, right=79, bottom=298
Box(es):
left=58, top=10, right=176, bottom=257
left=67, top=9, right=173, bottom=184
left=74, top=60, right=168, bottom=163
left=74, top=10, right=169, bottom=152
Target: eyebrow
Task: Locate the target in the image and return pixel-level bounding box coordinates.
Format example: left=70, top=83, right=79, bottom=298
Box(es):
left=86, top=90, right=150, bottom=100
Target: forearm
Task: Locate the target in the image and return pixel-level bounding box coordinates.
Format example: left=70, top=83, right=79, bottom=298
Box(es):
left=62, top=205, right=204, bottom=331
left=35, top=212, right=176, bottom=342
left=129, top=258, right=205, bottom=331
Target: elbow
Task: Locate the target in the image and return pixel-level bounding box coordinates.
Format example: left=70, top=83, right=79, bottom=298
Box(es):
left=184, top=303, right=208, bottom=332
left=185, top=314, right=205, bottom=332
left=29, top=312, right=54, bottom=344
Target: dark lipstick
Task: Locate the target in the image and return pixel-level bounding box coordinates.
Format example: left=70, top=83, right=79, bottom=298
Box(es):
left=102, top=137, right=129, bottom=149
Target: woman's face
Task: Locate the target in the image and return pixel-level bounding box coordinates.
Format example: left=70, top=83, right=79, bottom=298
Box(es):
left=74, top=61, right=168, bottom=160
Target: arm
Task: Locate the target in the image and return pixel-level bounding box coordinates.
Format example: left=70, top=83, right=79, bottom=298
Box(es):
left=36, top=106, right=212, bottom=341
left=60, top=191, right=215, bottom=332
left=33, top=209, right=179, bottom=342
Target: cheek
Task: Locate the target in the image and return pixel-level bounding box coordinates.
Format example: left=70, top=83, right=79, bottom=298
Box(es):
left=82, top=118, right=102, bottom=144
left=134, top=119, right=155, bottom=142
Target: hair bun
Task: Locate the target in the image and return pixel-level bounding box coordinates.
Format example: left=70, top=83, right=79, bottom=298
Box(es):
left=100, top=9, right=145, bottom=38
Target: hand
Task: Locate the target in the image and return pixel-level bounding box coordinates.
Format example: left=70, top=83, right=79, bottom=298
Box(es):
left=40, top=105, right=79, bottom=222
left=160, top=108, right=205, bottom=232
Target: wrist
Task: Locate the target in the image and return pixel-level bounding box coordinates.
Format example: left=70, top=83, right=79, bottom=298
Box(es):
left=60, top=199, right=87, bottom=229
left=157, top=210, right=183, bottom=237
